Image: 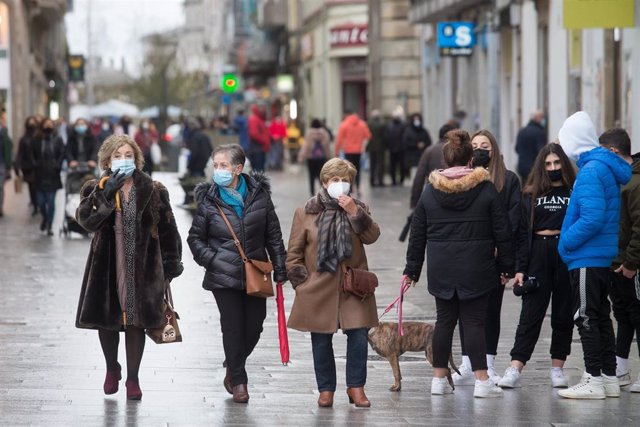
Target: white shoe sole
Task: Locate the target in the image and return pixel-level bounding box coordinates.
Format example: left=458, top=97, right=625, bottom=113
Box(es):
left=498, top=381, right=522, bottom=389
left=558, top=390, right=605, bottom=399
left=474, top=391, right=503, bottom=398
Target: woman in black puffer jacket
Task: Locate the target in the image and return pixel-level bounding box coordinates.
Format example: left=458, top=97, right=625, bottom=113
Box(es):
left=187, top=144, right=287, bottom=404
left=403, top=129, right=514, bottom=398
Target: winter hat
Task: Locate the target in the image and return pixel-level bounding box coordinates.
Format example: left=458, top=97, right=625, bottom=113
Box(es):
left=558, top=111, right=599, bottom=161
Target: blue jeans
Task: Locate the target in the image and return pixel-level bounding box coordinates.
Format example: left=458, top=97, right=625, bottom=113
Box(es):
left=311, top=328, right=368, bottom=392
left=37, top=190, right=57, bottom=227
left=248, top=151, right=266, bottom=172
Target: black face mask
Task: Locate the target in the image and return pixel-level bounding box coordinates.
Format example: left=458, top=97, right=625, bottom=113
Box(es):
left=43, top=128, right=54, bottom=137
left=547, top=169, right=563, bottom=182
left=472, top=149, right=491, bottom=168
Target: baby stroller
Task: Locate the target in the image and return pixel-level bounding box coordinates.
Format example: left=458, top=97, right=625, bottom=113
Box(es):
left=61, top=165, right=97, bottom=238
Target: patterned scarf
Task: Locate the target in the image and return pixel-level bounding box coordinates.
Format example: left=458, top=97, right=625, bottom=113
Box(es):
left=218, top=175, right=248, bottom=218
left=316, top=189, right=352, bottom=273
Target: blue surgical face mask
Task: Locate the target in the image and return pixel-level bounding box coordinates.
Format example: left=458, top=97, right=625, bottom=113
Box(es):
left=111, top=158, right=136, bottom=177
left=75, top=125, right=87, bottom=134
left=213, top=169, right=233, bottom=187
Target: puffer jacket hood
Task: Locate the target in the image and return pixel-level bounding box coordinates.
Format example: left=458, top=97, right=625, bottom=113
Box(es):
left=558, top=111, right=599, bottom=162
left=428, top=167, right=490, bottom=211
left=577, top=146, right=632, bottom=186
left=343, top=114, right=361, bottom=127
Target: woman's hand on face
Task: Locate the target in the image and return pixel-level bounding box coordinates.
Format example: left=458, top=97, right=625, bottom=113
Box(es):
left=337, top=195, right=358, bottom=216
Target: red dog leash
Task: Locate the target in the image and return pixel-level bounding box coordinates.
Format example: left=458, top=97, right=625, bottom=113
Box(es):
left=380, top=275, right=412, bottom=336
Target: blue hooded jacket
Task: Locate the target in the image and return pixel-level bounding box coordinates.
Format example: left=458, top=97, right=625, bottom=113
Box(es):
left=559, top=147, right=632, bottom=270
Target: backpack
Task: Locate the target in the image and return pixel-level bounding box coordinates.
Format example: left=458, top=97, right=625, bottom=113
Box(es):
left=310, top=139, right=326, bottom=160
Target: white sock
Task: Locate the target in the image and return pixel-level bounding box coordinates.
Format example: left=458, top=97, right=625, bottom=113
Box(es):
left=461, top=355, right=471, bottom=369
left=551, top=367, right=563, bottom=374
left=616, top=357, right=628, bottom=375
left=486, top=354, right=496, bottom=369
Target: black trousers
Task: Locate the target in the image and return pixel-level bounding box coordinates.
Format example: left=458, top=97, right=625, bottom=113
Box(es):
left=344, top=153, right=361, bottom=189
left=434, top=293, right=489, bottom=371
left=389, top=151, right=405, bottom=185
left=459, top=280, right=503, bottom=357
left=368, top=150, right=385, bottom=186
left=510, top=236, right=573, bottom=363
left=306, top=158, right=325, bottom=196
left=212, top=289, right=267, bottom=386
left=570, top=267, right=616, bottom=377
left=609, top=271, right=640, bottom=358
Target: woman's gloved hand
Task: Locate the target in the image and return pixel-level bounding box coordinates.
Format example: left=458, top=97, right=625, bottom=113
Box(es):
left=103, top=170, right=127, bottom=200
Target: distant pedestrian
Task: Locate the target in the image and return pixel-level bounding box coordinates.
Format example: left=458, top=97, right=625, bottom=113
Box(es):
left=233, top=110, right=249, bottom=151
left=403, top=129, right=513, bottom=398
left=97, top=119, right=113, bottom=144
left=515, top=110, right=547, bottom=181
left=286, top=158, right=380, bottom=408
left=186, top=118, right=213, bottom=177
left=247, top=104, right=270, bottom=172
left=556, top=112, right=632, bottom=399
left=410, top=123, right=456, bottom=209
left=0, top=110, right=13, bottom=217
left=187, top=144, right=287, bottom=404
left=32, top=118, right=65, bottom=235
left=66, top=118, right=98, bottom=171
left=299, top=118, right=332, bottom=196
left=366, top=110, right=387, bottom=187
left=599, top=128, right=640, bottom=392
left=498, top=143, right=576, bottom=389
left=134, top=119, right=158, bottom=176
left=15, top=116, right=39, bottom=215
left=75, top=134, right=184, bottom=401
left=386, top=111, right=406, bottom=186
left=286, top=121, right=303, bottom=164
left=268, top=115, right=287, bottom=171
left=335, top=111, right=371, bottom=196
left=402, top=113, right=432, bottom=174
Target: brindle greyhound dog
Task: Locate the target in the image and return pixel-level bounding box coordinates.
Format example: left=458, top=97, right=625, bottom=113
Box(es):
left=368, top=321, right=460, bottom=391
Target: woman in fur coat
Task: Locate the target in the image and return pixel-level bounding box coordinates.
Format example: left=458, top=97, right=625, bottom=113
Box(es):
left=75, top=135, right=183, bottom=400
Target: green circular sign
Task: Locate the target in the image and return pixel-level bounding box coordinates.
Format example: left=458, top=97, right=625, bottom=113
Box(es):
left=221, top=74, right=239, bottom=94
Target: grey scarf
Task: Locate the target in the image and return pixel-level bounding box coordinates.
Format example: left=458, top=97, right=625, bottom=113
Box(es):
left=316, top=190, right=352, bottom=273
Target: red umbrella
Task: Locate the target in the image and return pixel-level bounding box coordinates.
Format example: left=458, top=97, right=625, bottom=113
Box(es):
left=276, top=282, right=289, bottom=365
left=99, top=177, right=127, bottom=328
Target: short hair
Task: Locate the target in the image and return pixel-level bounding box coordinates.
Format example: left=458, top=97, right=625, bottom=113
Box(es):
left=319, top=158, right=357, bottom=184
left=599, top=128, right=631, bottom=157
left=438, top=123, right=456, bottom=140
left=98, top=134, right=145, bottom=171
left=213, top=144, right=246, bottom=166
left=311, top=118, right=322, bottom=128
left=442, top=130, right=473, bottom=167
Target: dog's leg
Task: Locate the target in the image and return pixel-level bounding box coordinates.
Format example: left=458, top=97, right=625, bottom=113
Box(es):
left=447, top=353, right=460, bottom=390
left=388, top=354, right=402, bottom=392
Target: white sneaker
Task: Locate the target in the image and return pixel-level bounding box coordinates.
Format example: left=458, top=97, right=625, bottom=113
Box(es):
left=617, top=370, right=632, bottom=387
left=558, top=374, right=606, bottom=399
left=431, top=377, right=454, bottom=395
left=603, top=374, right=620, bottom=397
left=550, top=368, right=569, bottom=388
left=488, top=367, right=502, bottom=385
left=474, top=378, right=504, bottom=398
left=630, top=374, right=640, bottom=393
left=452, top=364, right=475, bottom=386
left=498, top=367, right=522, bottom=388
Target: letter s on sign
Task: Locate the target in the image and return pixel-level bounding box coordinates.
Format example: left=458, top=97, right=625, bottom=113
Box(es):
left=455, top=26, right=472, bottom=47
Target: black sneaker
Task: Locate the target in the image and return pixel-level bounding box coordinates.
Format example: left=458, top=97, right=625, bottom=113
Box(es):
left=40, top=218, right=47, bottom=231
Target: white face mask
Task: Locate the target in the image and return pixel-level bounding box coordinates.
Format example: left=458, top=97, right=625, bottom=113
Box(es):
left=327, top=181, right=350, bottom=199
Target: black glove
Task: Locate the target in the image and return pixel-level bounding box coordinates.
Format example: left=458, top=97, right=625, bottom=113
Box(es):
left=103, top=170, right=127, bottom=200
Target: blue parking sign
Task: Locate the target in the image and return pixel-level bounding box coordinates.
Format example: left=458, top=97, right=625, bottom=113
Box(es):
left=437, top=22, right=476, bottom=56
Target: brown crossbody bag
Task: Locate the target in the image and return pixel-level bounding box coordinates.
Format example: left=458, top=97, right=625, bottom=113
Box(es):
left=342, top=264, right=378, bottom=301
left=217, top=206, right=274, bottom=298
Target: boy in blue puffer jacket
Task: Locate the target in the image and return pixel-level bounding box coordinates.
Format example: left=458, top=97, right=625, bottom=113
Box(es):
left=556, top=111, right=632, bottom=400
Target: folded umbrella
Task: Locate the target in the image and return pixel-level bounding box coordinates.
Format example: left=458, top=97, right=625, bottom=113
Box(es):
left=276, top=282, right=290, bottom=365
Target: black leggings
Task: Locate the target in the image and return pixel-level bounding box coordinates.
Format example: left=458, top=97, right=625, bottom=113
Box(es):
left=98, top=326, right=146, bottom=380
left=433, top=293, right=489, bottom=371
left=212, top=289, right=267, bottom=386
left=344, top=153, right=361, bottom=189
left=459, top=280, right=503, bottom=357
left=307, top=158, right=326, bottom=196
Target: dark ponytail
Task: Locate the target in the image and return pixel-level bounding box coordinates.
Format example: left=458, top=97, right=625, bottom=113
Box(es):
left=442, top=129, right=473, bottom=167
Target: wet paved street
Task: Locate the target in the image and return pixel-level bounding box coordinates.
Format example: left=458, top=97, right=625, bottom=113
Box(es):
left=1, top=167, right=639, bottom=426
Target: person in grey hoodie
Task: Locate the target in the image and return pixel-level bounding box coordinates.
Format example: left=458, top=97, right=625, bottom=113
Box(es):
left=556, top=111, right=632, bottom=400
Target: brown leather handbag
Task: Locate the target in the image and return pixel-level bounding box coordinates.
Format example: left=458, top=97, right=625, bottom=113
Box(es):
left=146, top=284, right=182, bottom=344
left=217, top=206, right=274, bottom=298
left=342, top=265, right=378, bottom=300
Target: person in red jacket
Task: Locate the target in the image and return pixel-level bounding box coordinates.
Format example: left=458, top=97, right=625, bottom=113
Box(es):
left=268, top=116, right=287, bottom=171
left=247, top=104, right=270, bottom=172
left=335, top=111, right=371, bottom=195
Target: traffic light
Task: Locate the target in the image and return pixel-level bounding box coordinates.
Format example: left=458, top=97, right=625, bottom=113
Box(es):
left=68, top=55, right=85, bottom=82
left=221, top=73, right=238, bottom=94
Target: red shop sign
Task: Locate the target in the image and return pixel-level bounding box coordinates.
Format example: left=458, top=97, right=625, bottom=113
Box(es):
left=329, top=24, right=368, bottom=48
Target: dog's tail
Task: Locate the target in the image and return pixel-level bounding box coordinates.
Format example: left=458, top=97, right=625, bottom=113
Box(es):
left=446, top=353, right=460, bottom=390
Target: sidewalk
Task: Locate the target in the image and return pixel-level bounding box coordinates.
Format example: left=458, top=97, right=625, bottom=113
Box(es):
left=0, top=168, right=638, bottom=426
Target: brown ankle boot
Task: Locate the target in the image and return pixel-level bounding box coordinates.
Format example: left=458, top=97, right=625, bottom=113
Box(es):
left=317, top=391, right=334, bottom=407
left=232, top=384, right=249, bottom=403
left=223, top=368, right=233, bottom=395
left=346, top=387, right=371, bottom=407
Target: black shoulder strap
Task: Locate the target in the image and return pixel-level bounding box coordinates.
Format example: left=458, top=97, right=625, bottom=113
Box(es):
left=528, top=194, right=535, bottom=250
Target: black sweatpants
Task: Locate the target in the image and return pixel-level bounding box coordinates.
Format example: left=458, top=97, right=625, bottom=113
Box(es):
left=570, top=267, right=616, bottom=377
left=369, top=150, right=385, bottom=186
left=510, top=236, right=573, bottom=363
left=609, top=271, right=640, bottom=358
left=306, top=158, right=325, bottom=196
left=389, top=151, right=405, bottom=185
left=344, top=153, right=361, bottom=189
left=459, top=279, right=503, bottom=357
left=434, top=293, right=489, bottom=371
left=212, top=289, right=267, bottom=386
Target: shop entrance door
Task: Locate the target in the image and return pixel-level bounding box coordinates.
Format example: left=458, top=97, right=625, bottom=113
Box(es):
left=343, top=81, right=368, bottom=120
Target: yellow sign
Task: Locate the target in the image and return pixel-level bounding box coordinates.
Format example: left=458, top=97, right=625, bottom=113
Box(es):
left=564, top=0, right=635, bottom=29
